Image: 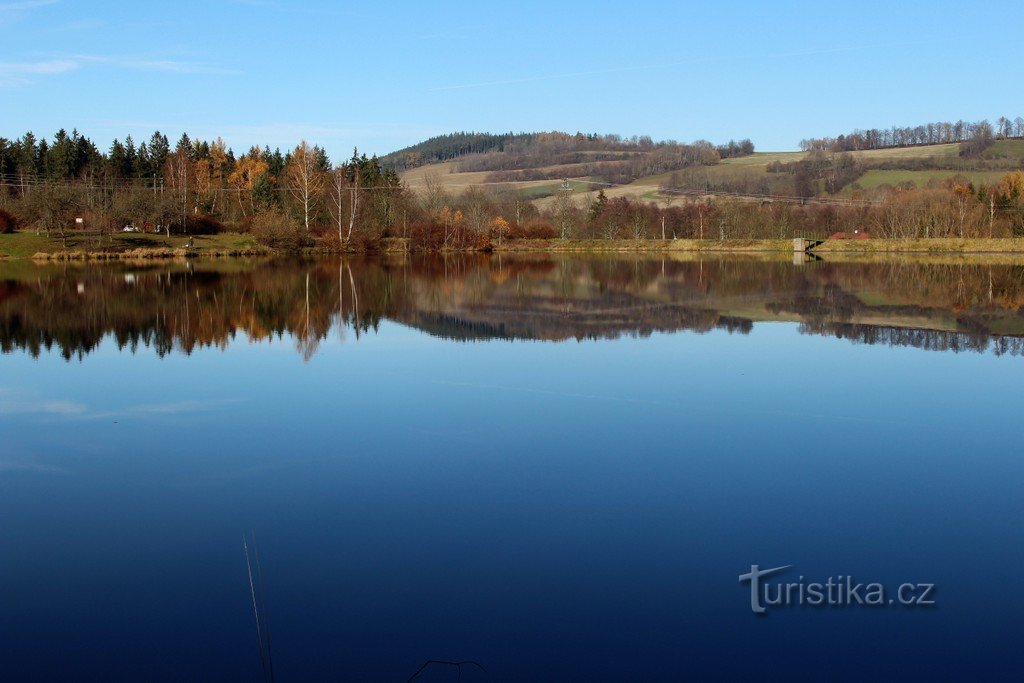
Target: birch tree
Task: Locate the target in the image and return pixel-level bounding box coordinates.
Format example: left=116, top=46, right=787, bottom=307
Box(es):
left=286, top=140, right=325, bottom=234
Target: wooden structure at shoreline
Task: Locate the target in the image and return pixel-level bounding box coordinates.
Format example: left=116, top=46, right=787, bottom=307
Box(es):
left=793, top=238, right=825, bottom=253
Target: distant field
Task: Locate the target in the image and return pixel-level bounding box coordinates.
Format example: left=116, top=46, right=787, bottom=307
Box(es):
left=400, top=159, right=555, bottom=194
left=719, top=151, right=805, bottom=167
left=850, top=143, right=961, bottom=160
left=987, top=139, right=1024, bottom=159
left=844, top=169, right=1008, bottom=192
left=400, top=141, right=1013, bottom=210
left=515, top=180, right=594, bottom=200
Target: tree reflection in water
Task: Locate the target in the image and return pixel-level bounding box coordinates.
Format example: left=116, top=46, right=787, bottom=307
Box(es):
left=2, top=255, right=1024, bottom=360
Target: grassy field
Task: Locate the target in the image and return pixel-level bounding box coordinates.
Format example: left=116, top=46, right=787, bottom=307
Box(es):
left=850, top=143, right=961, bottom=160
left=401, top=143, right=993, bottom=211
left=986, top=139, right=1024, bottom=159
left=0, top=231, right=264, bottom=259
left=400, top=161, right=555, bottom=194
left=843, top=169, right=1007, bottom=192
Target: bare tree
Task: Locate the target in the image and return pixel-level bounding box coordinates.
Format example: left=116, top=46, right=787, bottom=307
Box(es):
left=286, top=140, right=325, bottom=234
left=329, top=167, right=347, bottom=244
left=347, top=165, right=359, bottom=241
left=164, top=149, right=192, bottom=236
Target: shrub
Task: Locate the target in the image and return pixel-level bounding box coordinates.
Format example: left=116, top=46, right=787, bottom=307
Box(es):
left=250, top=208, right=309, bottom=251
left=187, top=214, right=225, bottom=235
left=0, top=208, right=18, bottom=234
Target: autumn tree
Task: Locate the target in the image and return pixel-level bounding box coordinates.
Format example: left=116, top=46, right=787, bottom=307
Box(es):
left=490, top=216, right=510, bottom=247
left=228, top=148, right=270, bottom=218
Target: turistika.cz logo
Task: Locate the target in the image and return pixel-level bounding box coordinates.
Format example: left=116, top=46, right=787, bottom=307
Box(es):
left=738, top=565, right=936, bottom=614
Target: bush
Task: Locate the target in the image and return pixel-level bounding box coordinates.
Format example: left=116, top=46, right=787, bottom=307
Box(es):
left=187, top=214, right=225, bottom=235
left=510, top=219, right=556, bottom=239
left=250, top=209, right=309, bottom=251
left=0, top=208, right=17, bottom=234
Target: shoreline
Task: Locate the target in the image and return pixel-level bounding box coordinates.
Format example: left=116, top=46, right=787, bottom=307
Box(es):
left=5, top=232, right=1024, bottom=261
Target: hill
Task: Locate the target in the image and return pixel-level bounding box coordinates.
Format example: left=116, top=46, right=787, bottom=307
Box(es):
left=391, top=133, right=1024, bottom=209
left=378, top=132, right=536, bottom=171
left=388, top=130, right=757, bottom=202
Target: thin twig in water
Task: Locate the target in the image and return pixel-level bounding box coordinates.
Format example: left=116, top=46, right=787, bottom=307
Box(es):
left=252, top=532, right=276, bottom=683
left=242, top=536, right=268, bottom=682
left=406, top=659, right=487, bottom=682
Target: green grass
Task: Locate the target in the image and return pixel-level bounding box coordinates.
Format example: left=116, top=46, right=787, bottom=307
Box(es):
left=0, top=230, right=262, bottom=259
left=516, top=180, right=592, bottom=200
left=814, top=237, right=1024, bottom=254
left=719, top=151, right=805, bottom=168
left=844, top=169, right=1008, bottom=192
left=986, top=139, right=1024, bottom=159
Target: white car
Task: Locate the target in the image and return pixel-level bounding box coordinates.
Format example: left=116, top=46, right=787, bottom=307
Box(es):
left=122, top=225, right=140, bottom=233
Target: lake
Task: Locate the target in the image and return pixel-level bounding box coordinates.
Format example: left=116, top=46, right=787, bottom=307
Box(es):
left=2, top=254, right=1022, bottom=681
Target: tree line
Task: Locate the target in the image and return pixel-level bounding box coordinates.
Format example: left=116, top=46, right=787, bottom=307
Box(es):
left=0, top=128, right=406, bottom=247
left=800, top=115, right=1023, bottom=153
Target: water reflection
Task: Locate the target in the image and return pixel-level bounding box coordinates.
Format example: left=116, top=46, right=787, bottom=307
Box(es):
left=2, top=254, right=1024, bottom=359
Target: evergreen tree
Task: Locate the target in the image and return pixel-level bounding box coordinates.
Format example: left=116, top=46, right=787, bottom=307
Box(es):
left=108, top=139, right=127, bottom=178
left=123, top=135, right=138, bottom=178
left=47, top=129, right=76, bottom=179
left=175, top=133, right=193, bottom=159
left=147, top=132, right=169, bottom=178
left=137, top=142, right=151, bottom=179
left=589, top=189, right=608, bottom=223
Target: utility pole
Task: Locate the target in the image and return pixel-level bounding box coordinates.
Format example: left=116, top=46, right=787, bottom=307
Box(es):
left=557, top=178, right=573, bottom=239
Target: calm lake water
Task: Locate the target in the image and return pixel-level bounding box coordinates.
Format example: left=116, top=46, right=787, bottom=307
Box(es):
left=2, top=254, right=1023, bottom=681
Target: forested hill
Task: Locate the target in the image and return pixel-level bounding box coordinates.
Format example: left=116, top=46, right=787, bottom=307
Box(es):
left=378, top=132, right=535, bottom=170
left=379, top=131, right=755, bottom=172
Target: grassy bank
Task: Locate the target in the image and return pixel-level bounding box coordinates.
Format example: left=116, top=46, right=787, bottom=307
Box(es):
left=493, top=238, right=795, bottom=253
left=7, top=231, right=1024, bottom=260
left=0, top=231, right=269, bottom=260
left=813, top=238, right=1024, bottom=254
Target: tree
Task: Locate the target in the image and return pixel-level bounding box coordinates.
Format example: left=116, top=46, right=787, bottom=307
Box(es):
left=553, top=181, right=576, bottom=239
left=952, top=183, right=973, bottom=238
left=228, top=148, right=270, bottom=218
left=164, top=147, right=193, bottom=236
left=328, top=167, right=348, bottom=243
left=25, top=183, right=82, bottom=244
left=347, top=163, right=359, bottom=241
left=286, top=141, right=326, bottom=234
left=588, top=189, right=608, bottom=224
left=490, top=216, right=510, bottom=248
left=145, top=132, right=170, bottom=180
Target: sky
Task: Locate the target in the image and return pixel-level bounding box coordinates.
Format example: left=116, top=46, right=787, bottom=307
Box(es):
left=1, top=0, right=1022, bottom=161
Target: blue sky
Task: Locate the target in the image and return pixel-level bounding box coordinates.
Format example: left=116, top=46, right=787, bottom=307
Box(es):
left=2, top=0, right=1021, bottom=161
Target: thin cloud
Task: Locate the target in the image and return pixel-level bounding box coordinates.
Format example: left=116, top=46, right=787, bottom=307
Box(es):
left=0, top=395, right=87, bottom=416
left=0, top=58, right=78, bottom=85
left=0, top=53, right=240, bottom=86
left=79, top=398, right=244, bottom=420
left=116, top=59, right=240, bottom=75
left=0, top=0, right=58, bottom=10
left=0, top=388, right=241, bottom=421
